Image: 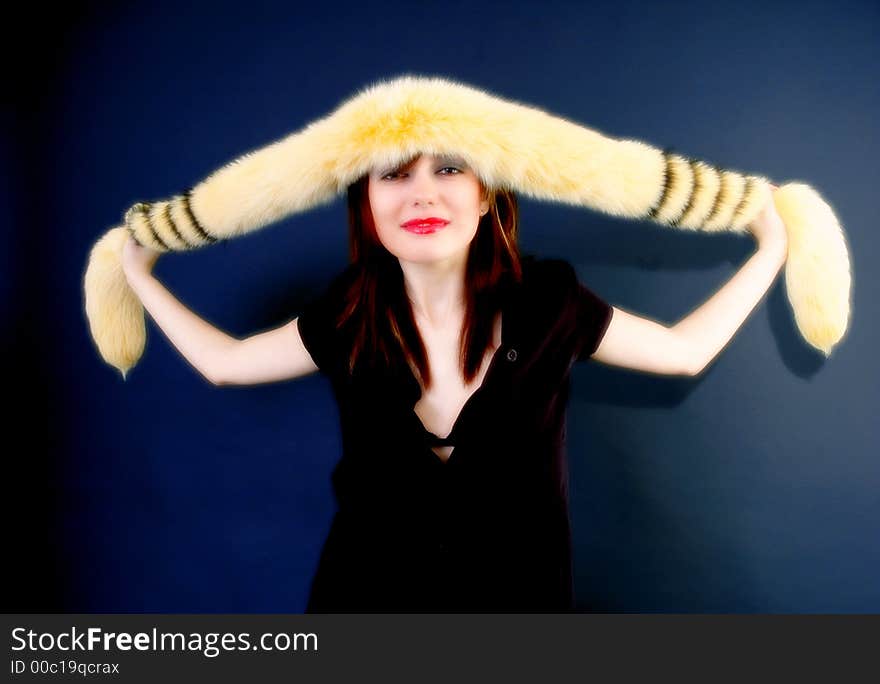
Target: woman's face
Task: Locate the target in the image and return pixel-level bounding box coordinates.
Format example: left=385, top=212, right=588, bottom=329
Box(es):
left=367, top=153, right=489, bottom=264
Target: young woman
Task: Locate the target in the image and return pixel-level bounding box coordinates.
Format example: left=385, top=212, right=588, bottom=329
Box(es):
left=121, top=152, right=788, bottom=613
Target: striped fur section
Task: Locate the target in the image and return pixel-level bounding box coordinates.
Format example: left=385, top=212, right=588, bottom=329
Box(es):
left=125, top=190, right=221, bottom=252
left=647, top=149, right=772, bottom=233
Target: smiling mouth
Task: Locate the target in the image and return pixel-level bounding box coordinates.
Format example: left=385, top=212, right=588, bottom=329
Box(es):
left=401, top=221, right=449, bottom=234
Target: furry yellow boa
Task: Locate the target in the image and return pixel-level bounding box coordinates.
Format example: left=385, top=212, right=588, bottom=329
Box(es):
left=84, top=73, right=851, bottom=378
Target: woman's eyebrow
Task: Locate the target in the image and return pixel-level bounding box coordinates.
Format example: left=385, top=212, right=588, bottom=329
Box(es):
left=436, top=154, right=468, bottom=167
left=404, top=154, right=466, bottom=167
left=382, top=154, right=420, bottom=173
left=380, top=153, right=468, bottom=175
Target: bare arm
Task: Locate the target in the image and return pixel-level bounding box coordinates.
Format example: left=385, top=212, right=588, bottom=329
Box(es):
left=671, top=185, right=789, bottom=376
left=122, top=236, right=320, bottom=386
left=670, top=241, right=787, bottom=376
left=125, top=270, right=238, bottom=384
left=591, top=187, right=788, bottom=377
left=216, top=318, right=319, bottom=386
left=591, top=306, right=694, bottom=376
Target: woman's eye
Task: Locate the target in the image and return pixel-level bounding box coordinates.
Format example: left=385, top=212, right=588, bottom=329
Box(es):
left=381, top=167, right=462, bottom=181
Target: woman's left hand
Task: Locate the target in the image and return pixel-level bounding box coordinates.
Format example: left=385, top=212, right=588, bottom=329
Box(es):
left=747, top=183, right=788, bottom=255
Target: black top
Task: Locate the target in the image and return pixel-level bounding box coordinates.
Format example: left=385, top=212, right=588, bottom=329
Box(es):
left=295, top=254, right=613, bottom=613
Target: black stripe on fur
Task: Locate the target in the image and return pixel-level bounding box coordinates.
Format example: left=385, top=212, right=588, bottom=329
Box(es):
left=183, top=187, right=219, bottom=244
left=702, top=164, right=727, bottom=226
left=676, top=157, right=701, bottom=226
left=142, top=204, right=171, bottom=251
left=731, top=177, right=754, bottom=225
left=646, top=146, right=675, bottom=221
left=163, top=202, right=192, bottom=249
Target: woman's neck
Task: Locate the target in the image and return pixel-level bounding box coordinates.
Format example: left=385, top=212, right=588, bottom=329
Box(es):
left=399, top=252, right=467, bottom=329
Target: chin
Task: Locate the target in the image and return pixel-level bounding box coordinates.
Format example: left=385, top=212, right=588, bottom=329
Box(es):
left=392, top=243, right=470, bottom=265
left=382, top=234, right=468, bottom=262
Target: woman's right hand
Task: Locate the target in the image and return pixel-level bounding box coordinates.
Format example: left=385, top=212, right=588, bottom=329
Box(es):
left=746, top=183, right=788, bottom=255
left=122, top=234, right=162, bottom=280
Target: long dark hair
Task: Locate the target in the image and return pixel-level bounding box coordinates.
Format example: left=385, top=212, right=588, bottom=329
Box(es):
left=333, top=173, right=523, bottom=388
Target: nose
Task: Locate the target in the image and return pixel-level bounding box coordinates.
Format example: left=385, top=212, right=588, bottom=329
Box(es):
left=410, top=164, right=439, bottom=206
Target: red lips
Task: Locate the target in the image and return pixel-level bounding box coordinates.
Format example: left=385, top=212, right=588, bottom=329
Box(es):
left=401, top=217, right=449, bottom=228
left=401, top=217, right=450, bottom=235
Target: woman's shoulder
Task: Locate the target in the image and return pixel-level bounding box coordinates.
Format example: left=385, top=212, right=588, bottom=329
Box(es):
left=296, top=262, right=361, bottom=357
left=516, top=254, right=612, bottom=361
left=517, top=253, right=608, bottom=319
left=518, top=253, right=581, bottom=296
left=322, top=260, right=361, bottom=294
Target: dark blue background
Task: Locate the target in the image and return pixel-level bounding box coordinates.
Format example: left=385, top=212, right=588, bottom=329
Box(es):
left=6, top=0, right=877, bottom=612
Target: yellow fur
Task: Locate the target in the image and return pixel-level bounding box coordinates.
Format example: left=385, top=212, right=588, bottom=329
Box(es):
left=83, top=227, right=145, bottom=379
left=83, top=73, right=852, bottom=377
left=775, top=184, right=851, bottom=356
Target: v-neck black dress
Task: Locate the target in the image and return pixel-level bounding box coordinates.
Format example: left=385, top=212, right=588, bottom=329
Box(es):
left=295, top=254, right=613, bottom=613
